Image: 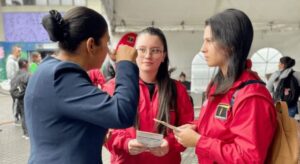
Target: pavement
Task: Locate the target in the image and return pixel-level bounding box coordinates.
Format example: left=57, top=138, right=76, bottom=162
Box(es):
left=0, top=89, right=198, bottom=164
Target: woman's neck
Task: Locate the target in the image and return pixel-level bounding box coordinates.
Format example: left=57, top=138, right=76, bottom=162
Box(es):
left=56, top=51, right=89, bottom=71
left=140, top=71, right=157, bottom=83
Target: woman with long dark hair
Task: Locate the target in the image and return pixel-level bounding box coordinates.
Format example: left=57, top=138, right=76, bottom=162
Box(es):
left=174, top=9, right=277, bottom=163
left=103, top=27, right=194, bottom=164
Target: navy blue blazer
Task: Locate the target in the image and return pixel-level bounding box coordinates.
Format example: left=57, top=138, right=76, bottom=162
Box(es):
left=25, top=56, right=139, bottom=164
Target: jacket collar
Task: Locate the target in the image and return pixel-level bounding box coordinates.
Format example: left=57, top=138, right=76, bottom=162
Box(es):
left=208, top=70, right=261, bottom=97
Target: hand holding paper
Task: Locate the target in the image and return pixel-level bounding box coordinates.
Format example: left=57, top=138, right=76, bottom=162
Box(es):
left=148, top=139, right=169, bottom=157
left=173, top=125, right=201, bottom=147
left=128, top=139, right=147, bottom=155
left=136, top=130, right=163, bottom=148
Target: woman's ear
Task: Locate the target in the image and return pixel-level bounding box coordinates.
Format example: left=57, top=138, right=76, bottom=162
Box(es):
left=86, top=37, right=95, bottom=55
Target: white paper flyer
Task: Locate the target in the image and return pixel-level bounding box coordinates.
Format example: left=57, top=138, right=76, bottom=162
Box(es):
left=136, top=130, right=163, bottom=148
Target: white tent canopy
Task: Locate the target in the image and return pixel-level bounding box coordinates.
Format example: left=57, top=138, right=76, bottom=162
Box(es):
left=102, top=0, right=300, bottom=33
left=101, top=0, right=300, bottom=76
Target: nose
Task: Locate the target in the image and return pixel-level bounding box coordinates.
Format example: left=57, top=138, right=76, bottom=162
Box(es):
left=200, top=42, right=206, bottom=53
left=143, top=49, right=152, bottom=58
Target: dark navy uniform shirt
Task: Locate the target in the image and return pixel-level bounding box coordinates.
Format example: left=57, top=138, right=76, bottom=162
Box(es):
left=25, top=56, right=139, bottom=164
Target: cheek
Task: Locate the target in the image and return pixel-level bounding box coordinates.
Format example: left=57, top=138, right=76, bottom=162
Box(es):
left=136, top=56, right=143, bottom=67
left=96, top=50, right=107, bottom=66
left=153, top=58, right=164, bottom=68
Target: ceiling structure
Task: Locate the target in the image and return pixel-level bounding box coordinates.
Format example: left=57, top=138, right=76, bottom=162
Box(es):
left=99, top=0, right=300, bottom=78
left=101, top=0, right=300, bottom=34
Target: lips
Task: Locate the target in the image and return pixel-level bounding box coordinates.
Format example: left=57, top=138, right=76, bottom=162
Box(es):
left=142, top=61, right=153, bottom=64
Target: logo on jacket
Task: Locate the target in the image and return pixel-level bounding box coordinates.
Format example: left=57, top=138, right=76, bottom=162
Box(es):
left=215, top=103, right=230, bottom=120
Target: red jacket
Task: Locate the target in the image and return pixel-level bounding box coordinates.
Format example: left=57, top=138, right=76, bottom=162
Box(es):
left=88, top=69, right=106, bottom=88
left=103, top=79, right=194, bottom=164
left=195, top=71, right=277, bottom=163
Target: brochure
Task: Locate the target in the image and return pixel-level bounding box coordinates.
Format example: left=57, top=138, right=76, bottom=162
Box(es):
left=136, top=130, right=163, bottom=148
left=153, top=118, right=179, bottom=131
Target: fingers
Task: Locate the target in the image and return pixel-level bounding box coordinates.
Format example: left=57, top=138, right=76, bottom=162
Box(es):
left=129, top=148, right=145, bottom=155
left=175, top=135, right=183, bottom=145
left=129, top=146, right=146, bottom=155
left=128, top=139, right=147, bottom=155
left=149, top=148, right=168, bottom=157
left=191, top=124, right=197, bottom=130
left=115, top=45, right=137, bottom=63
left=177, top=123, right=195, bottom=130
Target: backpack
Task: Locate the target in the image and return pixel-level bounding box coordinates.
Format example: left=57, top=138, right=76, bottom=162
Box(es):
left=9, top=71, right=29, bottom=99
left=265, top=101, right=299, bottom=164
left=273, top=71, right=300, bottom=107
left=231, top=80, right=299, bottom=164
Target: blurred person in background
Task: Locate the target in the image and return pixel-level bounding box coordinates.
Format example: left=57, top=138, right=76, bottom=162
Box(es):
left=6, top=45, right=21, bottom=80
left=179, top=72, right=191, bottom=91
left=10, top=59, right=30, bottom=139
left=29, top=51, right=42, bottom=74
left=6, top=45, right=22, bottom=124
left=267, top=56, right=300, bottom=117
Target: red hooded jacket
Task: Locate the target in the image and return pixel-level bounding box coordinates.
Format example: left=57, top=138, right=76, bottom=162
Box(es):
left=103, top=79, right=194, bottom=164
left=195, top=70, right=277, bottom=163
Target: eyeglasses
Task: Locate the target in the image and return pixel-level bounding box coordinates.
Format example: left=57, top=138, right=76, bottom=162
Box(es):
left=137, top=47, right=163, bottom=56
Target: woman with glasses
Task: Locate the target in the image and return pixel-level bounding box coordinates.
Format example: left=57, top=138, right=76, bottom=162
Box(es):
left=173, top=9, right=277, bottom=163
left=103, top=27, right=194, bottom=164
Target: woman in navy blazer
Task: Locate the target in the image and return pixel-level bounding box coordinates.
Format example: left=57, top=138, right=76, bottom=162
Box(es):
left=25, top=6, right=139, bottom=164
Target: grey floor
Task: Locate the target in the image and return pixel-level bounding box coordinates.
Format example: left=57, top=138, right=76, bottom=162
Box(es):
left=0, top=89, right=198, bottom=164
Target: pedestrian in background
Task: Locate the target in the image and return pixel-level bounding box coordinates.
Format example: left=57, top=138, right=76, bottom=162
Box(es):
left=267, top=56, right=300, bottom=117
left=10, top=59, right=30, bottom=139
left=28, top=51, right=41, bottom=74
left=6, top=45, right=22, bottom=124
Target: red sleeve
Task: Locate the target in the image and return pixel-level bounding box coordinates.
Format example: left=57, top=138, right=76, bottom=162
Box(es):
left=195, top=94, right=276, bottom=163
left=102, top=78, right=116, bottom=96
left=165, top=82, right=194, bottom=152
left=103, top=79, right=133, bottom=154
left=105, top=128, right=134, bottom=154
left=88, top=69, right=106, bottom=88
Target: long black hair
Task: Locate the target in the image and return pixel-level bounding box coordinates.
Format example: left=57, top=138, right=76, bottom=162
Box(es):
left=42, top=6, right=108, bottom=53
left=206, top=9, right=254, bottom=95
left=137, top=27, right=177, bottom=135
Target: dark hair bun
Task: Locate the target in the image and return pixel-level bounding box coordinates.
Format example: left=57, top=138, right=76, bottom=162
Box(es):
left=280, top=56, right=296, bottom=69
left=42, top=10, right=67, bottom=42
left=288, top=58, right=296, bottom=68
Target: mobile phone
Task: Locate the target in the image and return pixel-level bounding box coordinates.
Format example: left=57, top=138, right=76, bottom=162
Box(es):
left=115, top=32, right=137, bottom=50
left=153, top=118, right=179, bottom=131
